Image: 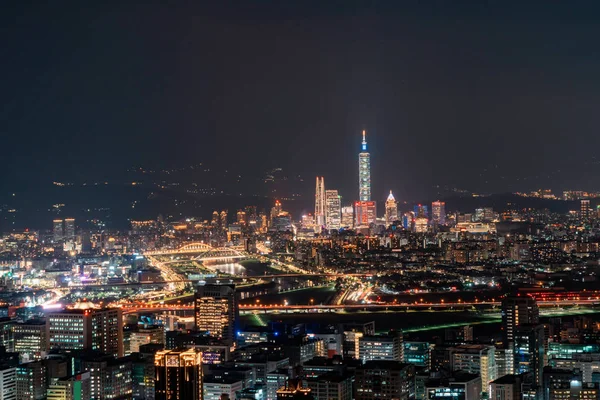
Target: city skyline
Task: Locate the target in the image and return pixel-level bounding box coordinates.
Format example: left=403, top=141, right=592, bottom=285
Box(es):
left=5, top=3, right=600, bottom=400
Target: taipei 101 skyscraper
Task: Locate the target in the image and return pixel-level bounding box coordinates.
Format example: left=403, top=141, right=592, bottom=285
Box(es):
left=358, top=130, right=371, bottom=201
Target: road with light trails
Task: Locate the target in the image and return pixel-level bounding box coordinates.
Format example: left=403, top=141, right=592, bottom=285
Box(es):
left=66, top=273, right=372, bottom=288
left=144, top=255, right=187, bottom=292
left=118, top=298, right=600, bottom=314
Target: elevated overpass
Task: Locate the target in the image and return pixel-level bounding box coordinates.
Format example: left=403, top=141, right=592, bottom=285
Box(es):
left=119, top=299, right=600, bottom=315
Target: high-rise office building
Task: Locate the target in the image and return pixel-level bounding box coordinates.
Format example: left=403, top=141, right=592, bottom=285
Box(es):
left=514, top=324, right=545, bottom=386
left=385, top=191, right=398, bottom=224
left=403, top=342, right=431, bottom=368
left=237, top=210, right=247, bottom=225
left=81, top=354, right=133, bottom=400
left=359, top=130, right=371, bottom=202
left=414, top=217, right=428, bottom=233
left=450, top=344, right=497, bottom=392
left=46, top=307, right=123, bottom=357
left=245, top=205, right=258, bottom=224
left=128, top=325, right=164, bottom=354
left=301, top=214, right=315, bottom=229
left=271, top=213, right=292, bottom=232
left=325, top=190, right=341, bottom=230
left=64, top=218, right=75, bottom=239
left=16, top=361, right=46, bottom=400
left=342, top=321, right=375, bottom=360
left=306, top=373, right=353, bottom=400
left=194, top=284, right=238, bottom=346
left=155, top=349, right=203, bottom=400
left=0, top=319, right=15, bottom=353
left=355, top=201, right=376, bottom=227
left=132, top=344, right=161, bottom=400
left=270, top=201, right=283, bottom=227
left=359, top=333, right=403, bottom=363
left=315, top=177, right=326, bottom=228
left=0, top=365, right=16, bottom=400
left=341, top=206, right=354, bottom=229
left=475, top=208, right=485, bottom=222
left=431, top=201, right=446, bottom=225
left=581, top=199, right=591, bottom=219
left=355, top=361, right=415, bottom=400
left=52, top=220, right=63, bottom=242
left=211, top=211, right=219, bottom=226
left=13, top=320, right=47, bottom=361
left=203, top=376, right=243, bottom=400
left=501, top=296, right=539, bottom=346
left=414, top=205, right=429, bottom=219
left=483, top=207, right=495, bottom=222
left=219, top=211, right=228, bottom=229
left=402, top=212, right=414, bottom=230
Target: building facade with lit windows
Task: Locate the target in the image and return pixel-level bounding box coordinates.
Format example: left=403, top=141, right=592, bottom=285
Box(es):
left=203, top=376, right=243, bottom=400
left=431, top=201, right=446, bottom=225
left=514, top=324, right=545, bottom=386
left=450, top=344, right=497, bottom=393
left=354, top=201, right=376, bottom=227
left=306, top=373, right=352, bottom=400
left=404, top=341, right=431, bottom=368
left=194, top=283, right=238, bottom=346
left=46, top=306, right=123, bottom=357
left=128, top=325, right=164, bottom=354
left=155, top=349, right=203, bottom=400
left=340, top=206, right=354, bottom=229
left=0, top=365, right=16, bottom=400
left=81, top=354, right=133, bottom=400
left=415, top=217, right=428, bottom=233
left=46, top=372, right=91, bottom=400
left=314, top=177, right=326, bottom=228
left=355, top=361, right=415, bottom=400
left=14, top=320, right=47, bottom=361
left=385, top=191, right=398, bottom=224
left=325, top=190, right=341, bottom=230
left=425, top=372, right=481, bottom=400
left=16, top=361, right=46, bottom=400
left=64, top=218, right=75, bottom=239
left=53, top=219, right=63, bottom=242
left=581, top=199, right=591, bottom=219
left=501, top=296, right=539, bottom=346
left=358, top=334, right=403, bottom=363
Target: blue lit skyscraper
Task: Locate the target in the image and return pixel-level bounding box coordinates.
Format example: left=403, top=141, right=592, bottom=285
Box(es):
left=359, top=130, right=371, bottom=201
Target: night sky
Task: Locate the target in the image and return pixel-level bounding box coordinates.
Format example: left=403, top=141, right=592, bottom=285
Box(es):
left=3, top=1, right=600, bottom=203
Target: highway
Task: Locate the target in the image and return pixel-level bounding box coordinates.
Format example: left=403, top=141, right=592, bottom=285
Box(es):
left=66, top=273, right=371, bottom=288
left=117, top=299, right=600, bottom=314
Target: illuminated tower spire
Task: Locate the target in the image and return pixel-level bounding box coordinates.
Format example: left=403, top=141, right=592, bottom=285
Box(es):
left=362, top=130, right=367, bottom=151
left=385, top=190, right=398, bottom=223
left=358, top=130, right=371, bottom=201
